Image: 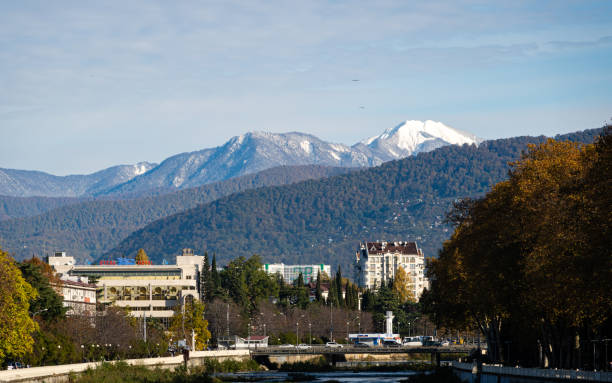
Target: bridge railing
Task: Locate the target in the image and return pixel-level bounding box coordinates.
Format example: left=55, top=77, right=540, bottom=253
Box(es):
left=452, top=361, right=612, bottom=382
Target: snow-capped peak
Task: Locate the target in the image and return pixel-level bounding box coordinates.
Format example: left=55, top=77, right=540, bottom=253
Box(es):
left=360, top=120, right=480, bottom=160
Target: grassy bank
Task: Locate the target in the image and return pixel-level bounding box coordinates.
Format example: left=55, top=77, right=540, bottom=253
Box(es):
left=70, top=359, right=262, bottom=383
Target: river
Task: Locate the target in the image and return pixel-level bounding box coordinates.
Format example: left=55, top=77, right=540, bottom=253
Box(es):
left=215, top=370, right=419, bottom=383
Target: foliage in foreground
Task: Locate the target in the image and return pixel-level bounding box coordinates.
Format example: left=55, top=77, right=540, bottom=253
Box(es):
left=423, top=128, right=612, bottom=369
left=73, top=359, right=261, bottom=383
left=0, top=248, right=38, bottom=365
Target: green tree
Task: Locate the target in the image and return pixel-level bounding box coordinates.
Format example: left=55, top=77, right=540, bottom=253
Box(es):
left=220, top=255, right=277, bottom=315
left=18, top=257, right=67, bottom=322
left=201, top=252, right=211, bottom=301
left=210, top=254, right=222, bottom=298
left=294, top=272, right=310, bottom=309
left=314, top=271, right=323, bottom=303
left=335, top=267, right=344, bottom=307
left=0, top=248, right=39, bottom=364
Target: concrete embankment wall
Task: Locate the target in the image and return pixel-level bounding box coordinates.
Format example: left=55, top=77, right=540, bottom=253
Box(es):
left=452, top=361, right=612, bottom=382
left=0, top=350, right=250, bottom=383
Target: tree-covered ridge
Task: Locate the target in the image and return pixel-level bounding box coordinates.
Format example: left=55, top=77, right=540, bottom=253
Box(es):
left=108, top=128, right=603, bottom=270
left=0, top=195, right=86, bottom=221
left=0, top=165, right=352, bottom=262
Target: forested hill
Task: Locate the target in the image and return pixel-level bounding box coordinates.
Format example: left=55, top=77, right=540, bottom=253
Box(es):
left=0, top=195, right=87, bottom=221
left=107, top=128, right=604, bottom=272
left=0, top=165, right=353, bottom=262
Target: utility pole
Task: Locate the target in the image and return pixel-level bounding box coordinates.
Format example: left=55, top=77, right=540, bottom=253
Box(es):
left=309, top=323, right=312, bottom=346
left=226, top=303, right=230, bottom=337
left=143, top=313, right=147, bottom=343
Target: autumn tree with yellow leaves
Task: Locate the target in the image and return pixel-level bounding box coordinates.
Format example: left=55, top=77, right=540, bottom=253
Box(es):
left=170, top=299, right=211, bottom=351
left=135, top=248, right=149, bottom=263
left=392, top=266, right=415, bottom=303
left=0, top=248, right=39, bottom=365
left=423, top=128, right=612, bottom=369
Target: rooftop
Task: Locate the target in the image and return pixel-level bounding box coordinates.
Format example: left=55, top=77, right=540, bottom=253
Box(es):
left=362, top=241, right=421, bottom=255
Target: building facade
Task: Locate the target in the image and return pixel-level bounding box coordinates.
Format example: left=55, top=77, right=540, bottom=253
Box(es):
left=48, top=249, right=204, bottom=327
left=355, top=241, right=429, bottom=301
left=262, top=263, right=331, bottom=284
left=55, top=276, right=97, bottom=316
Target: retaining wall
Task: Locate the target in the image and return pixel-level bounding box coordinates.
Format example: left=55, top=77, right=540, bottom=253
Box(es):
left=0, top=350, right=250, bottom=383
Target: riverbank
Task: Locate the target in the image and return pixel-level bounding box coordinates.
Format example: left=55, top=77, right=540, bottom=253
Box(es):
left=73, top=359, right=262, bottom=383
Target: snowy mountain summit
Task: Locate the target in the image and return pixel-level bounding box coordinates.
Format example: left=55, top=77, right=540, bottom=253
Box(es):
left=0, top=119, right=480, bottom=197
left=359, top=120, right=480, bottom=161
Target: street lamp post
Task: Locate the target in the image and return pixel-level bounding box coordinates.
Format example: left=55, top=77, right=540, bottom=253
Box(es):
left=30, top=308, right=49, bottom=318
left=408, top=322, right=411, bottom=337
left=309, top=323, right=312, bottom=346
left=296, top=322, right=299, bottom=346
left=346, top=321, right=349, bottom=343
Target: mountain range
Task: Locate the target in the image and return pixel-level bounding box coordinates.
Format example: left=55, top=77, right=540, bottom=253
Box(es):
left=0, top=165, right=354, bottom=261
left=0, top=120, right=479, bottom=198
left=105, top=128, right=603, bottom=271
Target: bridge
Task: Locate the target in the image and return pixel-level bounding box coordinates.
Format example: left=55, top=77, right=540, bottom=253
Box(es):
left=251, top=345, right=475, bottom=355
left=251, top=345, right=477, bottom=368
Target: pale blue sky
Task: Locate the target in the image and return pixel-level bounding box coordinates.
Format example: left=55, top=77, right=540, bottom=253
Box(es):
left=1, top=0, right=611, bottom=175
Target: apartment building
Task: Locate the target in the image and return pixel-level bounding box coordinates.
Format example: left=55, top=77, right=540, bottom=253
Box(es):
left=355, top=241, right=429, bottom=301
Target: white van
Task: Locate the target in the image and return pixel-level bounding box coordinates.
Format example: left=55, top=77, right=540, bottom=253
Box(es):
left=402, top=337, right=423, bottom=347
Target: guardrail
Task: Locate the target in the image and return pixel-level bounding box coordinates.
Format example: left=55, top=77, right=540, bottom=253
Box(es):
left=452, top=361, right=612, bottom=382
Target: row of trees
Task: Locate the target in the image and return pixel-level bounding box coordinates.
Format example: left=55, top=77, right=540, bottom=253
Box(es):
left=423, top=129, right=611, bottom=369
left=197, top=253, right=431, bottom=343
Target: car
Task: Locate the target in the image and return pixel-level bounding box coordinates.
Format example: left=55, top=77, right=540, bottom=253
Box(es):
left=6, top=362, right=23, bottom=370
left=383, top=340, right=402, bottom=348
left=440, top=340, right=450, bottom=347
left=325, top=341, right=343, bottom=348
left=354, top=342, right=370, bottom=348
left=296, top=344, right=311, bottom=350
left=278, top=344, right=295, bottom=348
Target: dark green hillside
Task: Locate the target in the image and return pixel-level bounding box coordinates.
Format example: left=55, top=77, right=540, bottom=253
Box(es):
left=0, top=195, right=86, bottom=221
left=0, top=165, right=352, bottom=262
left=107, top=128, right=603, bottom=271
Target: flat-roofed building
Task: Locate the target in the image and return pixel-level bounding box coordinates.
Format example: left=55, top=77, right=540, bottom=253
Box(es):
left=355, top=241, right=429, bottom=301
left=262, top=263, right=330, bottom=284
left=48, top=249, right=204, bottom=327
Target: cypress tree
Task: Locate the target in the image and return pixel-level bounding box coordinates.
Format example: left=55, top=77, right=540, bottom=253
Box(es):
left=315, top=271, right=323, bottom=302
left=201, top=252, right=211, bottom=300
left=211, top=254, right=221, bottom=297
left=335, top=266, right=344, bottom=307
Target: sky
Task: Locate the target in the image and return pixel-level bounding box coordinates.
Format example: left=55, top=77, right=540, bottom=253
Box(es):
left=1, top=1, right=611, bottom=175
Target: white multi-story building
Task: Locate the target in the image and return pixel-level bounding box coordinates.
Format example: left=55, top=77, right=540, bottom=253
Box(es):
left=55, top=276, right=97, bottom=316
left=48, top=249, right=205, bottom=327
left=355, top=241, right=429, bottom=301
left=262, top=263, right=331, bottom=284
